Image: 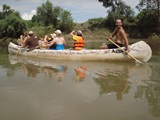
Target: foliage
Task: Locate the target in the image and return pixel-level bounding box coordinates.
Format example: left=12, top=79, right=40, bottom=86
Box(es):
left=58, top=10, right=73, bottom=32
left=97, top=0, right=135, bottom=17
left=97, top=0, right=135, bottom=30
left=136, top=10, right=158, bottom=37
left=0, top=4, right=27, bottom=38
left=97, top=0, right=160, bottom=38
left=81, top=17, right=106, bottom=33
left=87, top=17, right=106, bottom=27
left=136, top=0, right=159, bottom=10
left=1, top=4, right=14, bottom=18
left=36, top=0, right=55, bottom=26
left=0, top=1, right=74, bottom=39
left=0, top=1, right=160, bottom=40
left=5, top=14, right=26, bottom=37
left=136, top=0, right=160, bottom=33
left=33, top=0, right=73, bottom=33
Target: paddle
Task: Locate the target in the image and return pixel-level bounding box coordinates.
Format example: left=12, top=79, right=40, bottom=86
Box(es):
left=15, top=46, right=23, bottom=58
left=16, top=46, right=39, bottom=58
left=108, top=39, right=142, bottom=64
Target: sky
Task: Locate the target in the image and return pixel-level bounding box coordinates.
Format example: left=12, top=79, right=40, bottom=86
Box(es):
left=0, top=0, right=139, bottom=23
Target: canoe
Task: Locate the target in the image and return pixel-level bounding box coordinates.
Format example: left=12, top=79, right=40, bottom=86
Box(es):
left=8, top=41, right=152, bottom=62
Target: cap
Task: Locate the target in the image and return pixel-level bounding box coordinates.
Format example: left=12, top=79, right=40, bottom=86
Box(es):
left=29, top=31, right=33, bottom=34
left=55, top=30, right=62, bottom=34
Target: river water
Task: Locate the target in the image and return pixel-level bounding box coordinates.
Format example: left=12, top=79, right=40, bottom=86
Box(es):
left=0, top=40, right=160, bottom=120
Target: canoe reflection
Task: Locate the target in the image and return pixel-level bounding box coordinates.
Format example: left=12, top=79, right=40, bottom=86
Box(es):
left=42, top=65, right=68, bottom=82
left=23, top=63, right=40, bottom=80
left=9, top=55, right=68, bottom=81
left=9, top=55, right=152, bottom=101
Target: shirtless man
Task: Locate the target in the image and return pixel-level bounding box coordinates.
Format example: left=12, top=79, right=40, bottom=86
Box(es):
left=100, top=19, right=129, bottom=53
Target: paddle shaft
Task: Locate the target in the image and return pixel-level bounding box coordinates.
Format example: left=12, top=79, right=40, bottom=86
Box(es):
left=16, top=47, right=22, bottom=57
left=108, top=39, right=142, bottom=63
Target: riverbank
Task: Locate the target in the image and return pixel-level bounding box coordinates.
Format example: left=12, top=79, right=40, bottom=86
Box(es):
left=0, top=28, right=110, bottom=42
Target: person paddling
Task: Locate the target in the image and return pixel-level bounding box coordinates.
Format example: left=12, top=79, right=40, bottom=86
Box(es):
left=100, top=19, right=129, bottom=54
left=24, top=31, right=38, bottom=49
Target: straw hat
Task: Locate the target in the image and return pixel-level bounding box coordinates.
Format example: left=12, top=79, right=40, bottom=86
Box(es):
left=51, top=33, right=57, bottom=38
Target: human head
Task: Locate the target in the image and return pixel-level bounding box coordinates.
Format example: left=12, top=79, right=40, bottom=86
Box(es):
left=51, top=33, right=56, bottom=38
left=24, top=32, right=28, bottom=37
left=47, top=34, right=53, bottom=41
left=77, top=30, right=82, bottom=36
left=29, top=31, right=34, bottom=36
left=116, top=19, right=122, bottom=27
left=55, top=29, right=62, bottom=36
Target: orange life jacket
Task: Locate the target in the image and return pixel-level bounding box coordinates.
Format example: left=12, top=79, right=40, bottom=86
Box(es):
left=73, top=35, right=84, bottom=50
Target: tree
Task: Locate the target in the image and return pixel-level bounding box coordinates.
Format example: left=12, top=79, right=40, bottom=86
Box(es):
left=136, top=10, right=158, bottom=37
left=35, top=0, right=73, bottom=32
left=98, top=0, right=134, bottom=17
left=97, top=0, right=135, bottom=30
left=6, top=14, right=26, bottom=37
left=0, top=4, right=27, bottom=38
left=0, top=14, right=26, bottom=38
left=59, top=10, right=73, bottom=32
left=136, top=0, right=160, bottom=33
left=36, top=0, right=54, bottom=26
left=2, top=4, right=14, bottom=18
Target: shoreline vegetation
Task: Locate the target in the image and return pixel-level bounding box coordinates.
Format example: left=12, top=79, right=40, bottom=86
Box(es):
left=0, top=0, right=160, bottom=42
left=0, top=24, right=159, bottom=44
left=0, top=18, right=160, bottom=43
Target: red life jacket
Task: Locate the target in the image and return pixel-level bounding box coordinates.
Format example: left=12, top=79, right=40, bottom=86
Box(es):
left=73, top=35, right=84, bottom=50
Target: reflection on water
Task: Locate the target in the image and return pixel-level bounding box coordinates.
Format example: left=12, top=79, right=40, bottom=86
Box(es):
left=1, top=43, right=160, bottom=120
left=6, top=56, right=160, bottom=120
left=8, top=55, right=155, bottom=99
left=43, top=65, right=68, bottom=82
left=93, top=62, right=153, bottom=101
left=74, top=66, right=86, bottom=81
left=9, top=55, right=69, bottom=83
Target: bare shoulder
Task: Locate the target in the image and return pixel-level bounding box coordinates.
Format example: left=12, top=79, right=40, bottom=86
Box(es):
left=119, top=28, right=126, bottom=34
left=51, top=38, right=56, bottom=43
left=61, top=37, right=65, bottom=41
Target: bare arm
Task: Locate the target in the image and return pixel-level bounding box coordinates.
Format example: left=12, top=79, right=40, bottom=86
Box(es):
left=70, top=31, right=75, bottom=36
left=64, top=40, right=66, bottom=46
left=107, top=27, right=119, bottom=39
left=120, top=30, right=129, bottom=52
left=47, top=39, right=56, bottom=47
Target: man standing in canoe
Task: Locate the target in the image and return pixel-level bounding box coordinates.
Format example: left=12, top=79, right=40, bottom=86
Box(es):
left=100, top=19, right=129, bottom=53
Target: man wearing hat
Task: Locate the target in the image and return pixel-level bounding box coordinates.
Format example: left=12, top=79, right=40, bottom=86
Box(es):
left=24, top=31, right=39, bottom=48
